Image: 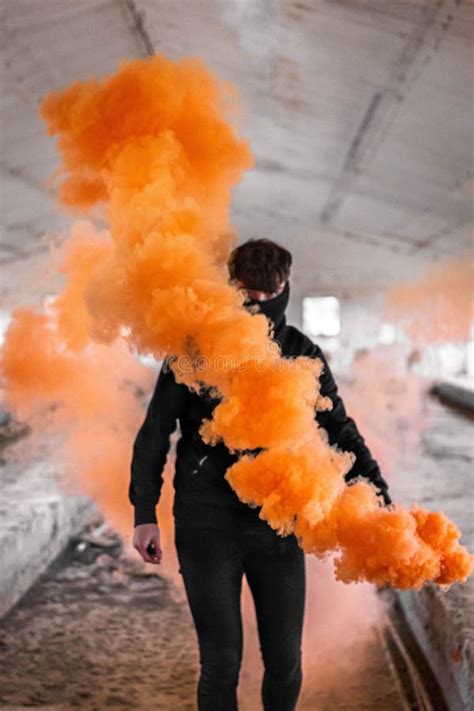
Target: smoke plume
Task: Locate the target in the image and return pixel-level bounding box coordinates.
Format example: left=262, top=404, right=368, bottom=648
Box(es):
left=385, top=253, right=474, bottom=346
left=2, top=55, right=472, bottom=589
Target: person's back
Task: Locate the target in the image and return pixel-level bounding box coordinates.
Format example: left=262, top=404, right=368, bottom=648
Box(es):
left=130, top=238, right=391, bottom=711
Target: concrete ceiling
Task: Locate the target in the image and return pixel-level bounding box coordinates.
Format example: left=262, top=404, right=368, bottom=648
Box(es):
left=1, top=0, right=473, bottom=309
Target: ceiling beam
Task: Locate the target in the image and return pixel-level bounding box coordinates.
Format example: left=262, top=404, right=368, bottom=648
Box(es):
left=319, top=0, right=454, bottom=227
left=120, top=0, right=155, bottom=57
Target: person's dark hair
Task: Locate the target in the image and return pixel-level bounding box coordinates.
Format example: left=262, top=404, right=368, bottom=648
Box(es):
left=228, top=238, right=292, bottom=294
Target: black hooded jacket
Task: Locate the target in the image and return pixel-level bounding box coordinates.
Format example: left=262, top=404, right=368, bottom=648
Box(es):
left=129, top=281, right=391, bottom=527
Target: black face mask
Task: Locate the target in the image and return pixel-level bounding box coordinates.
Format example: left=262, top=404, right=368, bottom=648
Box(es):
left=244, top=280, right=290, bottom=334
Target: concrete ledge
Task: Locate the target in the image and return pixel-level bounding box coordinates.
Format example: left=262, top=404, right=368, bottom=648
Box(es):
left=397, top=581, right=474, bottom=711
left=0, top=455, right=98, bottom=619
left=431, top=378, right=474, bottom=413
left=394, top=395, right=474, bottom=711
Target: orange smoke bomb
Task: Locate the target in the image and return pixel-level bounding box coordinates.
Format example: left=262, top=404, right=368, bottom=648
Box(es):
left=3, top=54, right=472, bottom=589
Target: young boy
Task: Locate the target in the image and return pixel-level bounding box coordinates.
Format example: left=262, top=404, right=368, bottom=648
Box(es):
left=130, top=238, right=391, bottom=711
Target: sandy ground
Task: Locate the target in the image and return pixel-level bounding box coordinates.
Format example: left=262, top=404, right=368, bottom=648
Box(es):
left=0, top=511, right=407, bottom=711
left=0, top=518, right=198, bottom=710
left=4, top=390, right=472, bottom=710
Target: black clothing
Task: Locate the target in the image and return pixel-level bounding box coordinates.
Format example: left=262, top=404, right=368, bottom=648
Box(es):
left=244, top=278, right=291, bottom=330
left=174, top=513, right=305, bottom=711
left=129, top=283, right=390, bottom=711
left=129, top=280, right=391, bottom=527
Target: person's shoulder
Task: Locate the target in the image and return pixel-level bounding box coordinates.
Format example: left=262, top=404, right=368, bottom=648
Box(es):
left=158, top=355, right=176, bottom=379
left=282, top=324, right=323, bottom=358
left=158, top=357, right=189, bottom=390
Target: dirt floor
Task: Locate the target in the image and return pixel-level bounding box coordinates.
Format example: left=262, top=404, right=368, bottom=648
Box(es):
left=0, top=513, right=409, bottom=711
left=0, top=518, right=198, bottom=711
left=4, top=390, right=473, bottom=710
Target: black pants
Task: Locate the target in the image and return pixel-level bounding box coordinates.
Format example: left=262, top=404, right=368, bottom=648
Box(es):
left=174, top=514, right=306, bottom=711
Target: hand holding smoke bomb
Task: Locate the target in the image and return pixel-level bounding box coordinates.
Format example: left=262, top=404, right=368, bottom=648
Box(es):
left=144, top=538, right=162, bottom=563
left=146, top=539, right=162, bottom=563
left=132, top=523, right=162, bottom=564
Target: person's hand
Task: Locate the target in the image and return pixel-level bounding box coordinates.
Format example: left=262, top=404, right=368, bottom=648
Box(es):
left=133, top=523, right=163, bottom=564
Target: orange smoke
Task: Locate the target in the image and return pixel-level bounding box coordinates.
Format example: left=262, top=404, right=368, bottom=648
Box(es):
left=2, top=55, right=472, bottom=589
left=1, top=221, right=154, bottom=530
left=343, top=346, right=427, bottom=481
left=385, top=253, right=474, bottom=345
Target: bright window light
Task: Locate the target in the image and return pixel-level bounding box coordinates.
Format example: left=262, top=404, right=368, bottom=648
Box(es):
left=378, top=323, right=396, bottom=345
left=42, top=293, right=57, bottom=317
left=467, top=340, right=474, bottom=379
left=0, top=310, right=12, bottom=347
left=303, top=296, right=341, bottom=337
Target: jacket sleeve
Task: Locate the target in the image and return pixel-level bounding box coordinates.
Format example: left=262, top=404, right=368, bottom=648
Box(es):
left=311, top=345, right=392, bottom=506
left=129, top=359, right=188, bottom=526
